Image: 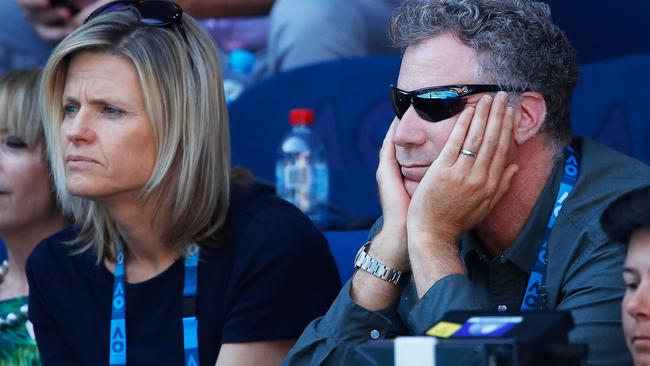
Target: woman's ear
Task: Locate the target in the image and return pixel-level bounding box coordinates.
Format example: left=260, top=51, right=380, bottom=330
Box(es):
left=513, top=92, right=547, bottom=145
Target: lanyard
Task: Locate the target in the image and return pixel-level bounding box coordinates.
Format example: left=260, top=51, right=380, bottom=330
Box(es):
left=109, top=242, right=201, bottom=366
left=520, top=146, right=579, bottom=311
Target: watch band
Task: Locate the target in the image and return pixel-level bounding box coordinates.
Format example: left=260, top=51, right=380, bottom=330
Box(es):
left=354, top=241, right=409, bottom=286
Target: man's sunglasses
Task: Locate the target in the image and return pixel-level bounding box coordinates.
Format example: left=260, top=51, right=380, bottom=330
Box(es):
left=390, top=84, right=509, bottom=123
left=85, top=0, right=184, bottom=28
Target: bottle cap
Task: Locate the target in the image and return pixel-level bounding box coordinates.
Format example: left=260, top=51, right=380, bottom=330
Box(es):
left=289, top=109, right=314, bottom=126
left=229, top=49, right=256, bottom=75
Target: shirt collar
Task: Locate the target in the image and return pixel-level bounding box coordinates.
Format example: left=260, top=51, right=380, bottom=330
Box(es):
left=460, top=154, right=565, bottom=274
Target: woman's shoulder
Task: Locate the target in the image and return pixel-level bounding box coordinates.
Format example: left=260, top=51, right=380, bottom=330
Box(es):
left=227, top=182, right=313, bottom=230
left=27, top=226, right=89, bottom=276
left=222, top=182, right=328, bottom=255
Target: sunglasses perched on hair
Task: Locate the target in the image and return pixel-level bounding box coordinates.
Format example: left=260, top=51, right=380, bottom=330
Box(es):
left=85, top=0, right=184, bottom=28
left=390, top=84, right=510, bottom=123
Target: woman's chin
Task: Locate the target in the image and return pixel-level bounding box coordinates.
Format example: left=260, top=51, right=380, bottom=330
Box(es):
left=66, top=184, right=101, bottom=199
left=633, top=351, right=650, bottom=366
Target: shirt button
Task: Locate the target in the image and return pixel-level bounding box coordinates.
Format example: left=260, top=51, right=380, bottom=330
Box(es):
left=370, top=329, right=381, bottom=340
left=497, top=305, right=508, bottom=312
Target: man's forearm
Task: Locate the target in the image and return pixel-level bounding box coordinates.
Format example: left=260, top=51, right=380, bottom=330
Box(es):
left=350, top=229, right=409, bottom=311
left=176, top=0, right=275, bottom=18
left=408, top=231, right=465, bottom=298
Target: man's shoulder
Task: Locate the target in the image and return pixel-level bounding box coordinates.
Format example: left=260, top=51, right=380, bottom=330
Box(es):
left=576, top=136, right=650, bottom=184
left=572, top=136, right=650, bottom=203
left=560, top=136, right=650, bottom=239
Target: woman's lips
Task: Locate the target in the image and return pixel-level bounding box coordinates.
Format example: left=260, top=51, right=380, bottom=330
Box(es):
left=65, top=155, right=98, bottom=165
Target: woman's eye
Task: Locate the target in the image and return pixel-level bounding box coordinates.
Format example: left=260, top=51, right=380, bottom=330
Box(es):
left=625, top=282, right=639, bottom=291
left=63, top=104, right=78, bottom=116
left=5, top=136, right=27, bottom=149
left=104, top=105, right=123, bottom=117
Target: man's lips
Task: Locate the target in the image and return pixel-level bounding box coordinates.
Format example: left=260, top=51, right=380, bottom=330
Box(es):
left=400, top=164, right=430, bottom=181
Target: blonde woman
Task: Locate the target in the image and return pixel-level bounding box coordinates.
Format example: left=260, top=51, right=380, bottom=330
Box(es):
left=0, top=69, right=70, bottom=365
left=26, top=1, right=341, bottom=365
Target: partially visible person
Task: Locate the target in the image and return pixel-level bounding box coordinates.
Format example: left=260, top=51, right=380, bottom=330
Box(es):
left=16, top=0, right=400, bottom=78
left=0, top=69, right=70, bottom=365
left=263, top=0, right=398, bottom=75
left=0, top=2, right=53, bottom=74
left=602, top=186, right=650, bottom=366
left=26, top=1, right=340, bottom=365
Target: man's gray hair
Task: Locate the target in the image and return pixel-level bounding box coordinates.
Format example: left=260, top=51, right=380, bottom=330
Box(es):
left=390, top=0, right=579, bottom=148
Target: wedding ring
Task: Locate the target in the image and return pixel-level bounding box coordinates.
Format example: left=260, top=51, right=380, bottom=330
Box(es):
left=460, top=149, right=478, bottom=158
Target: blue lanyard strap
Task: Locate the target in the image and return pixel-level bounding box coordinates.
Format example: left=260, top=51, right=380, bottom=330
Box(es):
left=110, top=245, right=127, bottom=365
left=520, top=146, right=580, bottom=311
left=183, top=245, right=200, bottom=366
left=109, top=242, right=201, bottom=366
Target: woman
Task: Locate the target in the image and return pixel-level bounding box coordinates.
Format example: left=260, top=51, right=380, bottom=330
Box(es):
left=0, top=69, right=70, bottom=365
left=602, top=186, right=650, bottom=366
left=27, top=1, right=341, bottom=365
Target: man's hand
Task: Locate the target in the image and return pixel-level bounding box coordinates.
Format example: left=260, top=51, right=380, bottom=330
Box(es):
left=407, top=92, right=519, bottom=296
left=18, top=0, right=76, bottom=42
left=349, top=120, right=411, bottom=311
left=374, top=119, right=410, bottom=265
left=18, top=0, right=112, bottom=43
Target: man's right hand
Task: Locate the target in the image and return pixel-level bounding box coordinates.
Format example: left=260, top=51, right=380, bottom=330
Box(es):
left=18, top=0, right=77, bottom=42
left=374, top=119, right=410, bottom=267
left=349, top=119, right=411, bottom=311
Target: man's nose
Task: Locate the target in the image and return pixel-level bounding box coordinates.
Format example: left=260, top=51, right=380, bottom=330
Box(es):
left=392, top=105, right=428, bottom=147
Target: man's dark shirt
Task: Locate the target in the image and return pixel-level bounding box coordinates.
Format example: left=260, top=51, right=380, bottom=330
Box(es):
left=283, top=136, right=650, bottom=366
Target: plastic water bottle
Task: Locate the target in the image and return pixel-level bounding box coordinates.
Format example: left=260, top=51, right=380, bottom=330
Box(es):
left=223, top=49, right=256, bottom=103
left=276, top=109, right=329, bottom=228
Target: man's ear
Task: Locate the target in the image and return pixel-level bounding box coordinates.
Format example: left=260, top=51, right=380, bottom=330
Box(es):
left=513, top=92, right=546, bottom=145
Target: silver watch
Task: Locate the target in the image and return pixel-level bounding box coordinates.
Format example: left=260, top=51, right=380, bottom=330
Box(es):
left=354, top=242, right=409, bottom=286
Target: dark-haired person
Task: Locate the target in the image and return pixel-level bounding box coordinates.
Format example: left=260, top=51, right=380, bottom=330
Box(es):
left=602, top=186, right=650, bottom=366
left=284, top=1, right=650, bottom=365
left=26, top=1, right=341, bottom=365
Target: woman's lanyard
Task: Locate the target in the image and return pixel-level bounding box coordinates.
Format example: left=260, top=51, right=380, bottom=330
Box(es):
left=109, top=242, right=201, bottom=366
left=520, top=145, right=580, bottom=311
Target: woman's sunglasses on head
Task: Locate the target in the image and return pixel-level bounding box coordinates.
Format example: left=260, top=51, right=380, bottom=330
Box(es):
left=85, top=0, right=183, bottom=27
left=390, top=84, right=516, bottom=123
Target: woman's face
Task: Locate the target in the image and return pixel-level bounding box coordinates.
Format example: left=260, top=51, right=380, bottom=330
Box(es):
left=623, top=229, right=650, bottom=366
left=61, top=52, right=156, bottom=203
left=0, top=135, right=57, bottom=234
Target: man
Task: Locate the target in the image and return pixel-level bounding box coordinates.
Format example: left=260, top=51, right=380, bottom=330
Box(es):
left=601, top=186, right=650, bottom=366
left=283, top=1, right=650, bottom=365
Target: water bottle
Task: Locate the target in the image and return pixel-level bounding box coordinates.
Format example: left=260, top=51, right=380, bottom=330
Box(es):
left=276, top=109, right=330, bottom=228
left=223, top=49, right=256, bottom=103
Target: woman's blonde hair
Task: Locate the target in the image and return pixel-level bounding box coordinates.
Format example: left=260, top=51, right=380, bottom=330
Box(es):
left=0, top=69, right=44, bottom=149
left=40, top=7, right=230, bottom=261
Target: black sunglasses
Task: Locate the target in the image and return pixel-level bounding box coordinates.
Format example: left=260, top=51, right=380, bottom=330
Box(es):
left=85, top=0, right=184, bottom=28
left=390, top=84, right=509, bottom=123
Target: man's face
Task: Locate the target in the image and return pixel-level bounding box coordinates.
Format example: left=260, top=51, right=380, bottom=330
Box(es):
left=393, top=32, right=487, bottom=196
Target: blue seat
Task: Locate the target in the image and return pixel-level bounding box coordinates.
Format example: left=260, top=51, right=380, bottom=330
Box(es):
left=229, top=56, right=402, bottom=226
left=323, top=230, right=368, bottom=283
left=571, top=54, right=650, bottom=164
